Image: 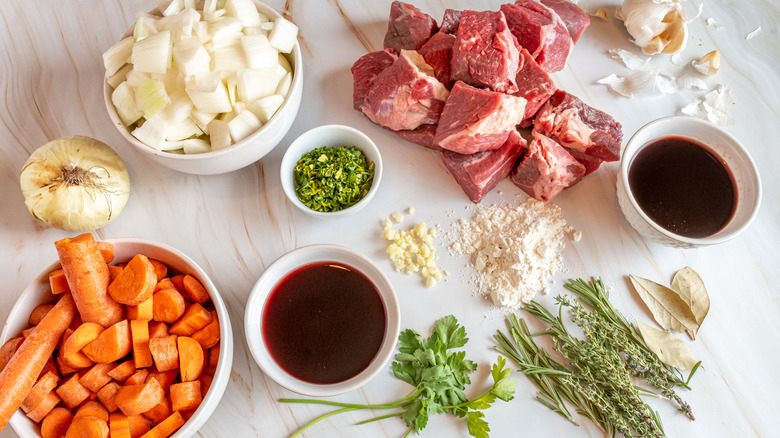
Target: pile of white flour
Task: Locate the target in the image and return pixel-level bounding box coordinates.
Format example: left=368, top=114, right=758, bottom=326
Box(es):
left=450, top=199, right=580, bottom=310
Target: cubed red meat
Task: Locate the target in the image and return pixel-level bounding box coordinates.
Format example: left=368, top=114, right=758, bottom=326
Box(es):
left=510, top=132, right=585, bottom=202
left=350, top=49, right=398, bottom=111
left=383, top=1, right=438, bottom=52
left=501, top=1, right=573, bottom=73
left=440, top=9, right=462, bottom=34
left=392, top=124, right=441, bottom=151
left=540, top=0, right=590, bottom=44
left=514, top=48, right=556, bottom=121
left=418, top=31, right=457, bottom=87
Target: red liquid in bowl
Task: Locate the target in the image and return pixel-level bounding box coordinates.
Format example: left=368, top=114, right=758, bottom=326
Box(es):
left=262, top=261, right=386, bottom=384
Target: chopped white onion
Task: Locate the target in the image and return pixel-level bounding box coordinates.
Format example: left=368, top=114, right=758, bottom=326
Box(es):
left=227, top=110, right=262, bottom=142
left=131, top=30, right=172, bottom=74
left=112, top=82, right=144, bottom=126
left=268, top=17, right=298, bottom=53
left=103, top=37, right=134, bottom=77
left=247, top=94, right=285, bottom=123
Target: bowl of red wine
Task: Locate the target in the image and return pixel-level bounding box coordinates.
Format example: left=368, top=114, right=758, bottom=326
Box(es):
left=244, top=244, right=400, bottom=396
left=617, top=116, right=761, bottom=248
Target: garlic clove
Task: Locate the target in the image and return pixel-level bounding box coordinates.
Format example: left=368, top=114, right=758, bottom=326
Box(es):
left=692, top=50, right=721, bottom=75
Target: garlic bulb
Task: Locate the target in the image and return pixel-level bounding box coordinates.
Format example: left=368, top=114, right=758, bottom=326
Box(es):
left=20, top=135, right=131, bottom=232
left=622, top=0, right=688, bottom=55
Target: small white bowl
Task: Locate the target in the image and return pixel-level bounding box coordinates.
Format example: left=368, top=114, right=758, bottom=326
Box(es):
left=103, top=1, right=303, bottom=175
left=280, top=125, right=383, bottom=217
left=244, top=244, right=400, bottom=397
left=617, top=116, right=762, bottom=248
left=0, top=238, right=233, bottom=438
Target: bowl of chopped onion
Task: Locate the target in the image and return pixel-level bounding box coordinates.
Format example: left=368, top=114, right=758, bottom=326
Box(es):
left=102, top=0, right=303, bottom=175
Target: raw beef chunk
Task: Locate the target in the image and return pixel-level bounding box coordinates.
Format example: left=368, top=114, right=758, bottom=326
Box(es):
left=450, top=10, right=521, bottom=93
left=566, top=148, right=603, bottom=176
left=440, top=9, right=462, bottom=34
left=419, top=31, right=457, bottom=87
left=383, top=1, right=438, bottom=52
left=533, top=90, right=622, bottom=162
left=510, top=132, right=585, bottom=202
left=514, top=48, right=556, bottom=121
left=501, top=1, right=573, bottom=73
left=351, top=49, right=398, bottom=111
left=540, top=0, right=590, bottom=44
left=392, top=124, right=441, bottom=151
left=434, top=81, right=526, bottom=155
left=362, top=50, right=449, bottom=131
left=442, top=130, right=527, bottom=202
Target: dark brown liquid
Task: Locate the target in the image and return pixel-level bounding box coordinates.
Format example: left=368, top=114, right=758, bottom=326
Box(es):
left=629, top=136, right=736, bottom=238
left=262, top=261, right=386, bottom=384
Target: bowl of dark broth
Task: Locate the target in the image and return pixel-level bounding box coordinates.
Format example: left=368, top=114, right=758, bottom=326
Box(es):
left=618, top=116, right=761, bottom=248
left=244, top=245, right=400, bottom=396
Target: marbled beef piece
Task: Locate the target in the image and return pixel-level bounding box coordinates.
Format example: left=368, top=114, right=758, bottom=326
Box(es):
left=440, top=9, right=462, bottom=34
left=514, top=48, right=556, bottom=121
left=383, top=1, right=438, bottom=53
left=541, top=0, right=590, bottom=44
left=501, top=1, right=573, bottom=73
left=418, top=31, right=457, bottom=87
left=533, top=90, right=623, bottom=162
left=350, top=49, right=397, bottom=111
left=434, top=81, right=526, bottom=155
left=362, top=50, right=449, bottom=132
left=510, top=131, right=585, bottom=202
left=450, top=10, right=521, bottom=94
left=442, top=130, right=527, bottom=202
left=392, top=124, right=441, bottom=151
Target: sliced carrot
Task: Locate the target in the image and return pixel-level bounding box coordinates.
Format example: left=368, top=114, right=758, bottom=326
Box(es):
left=56, top=373, right=92, bottom=409
left=115, top=378, right=165, bottom=416
left=0, top=337, right=24, bottom=373
left=181, top=274, right=209, bottom=304
left=26, top=391, right=62, bottom=423
left=65, top=415, right=109, bottom=438
left=41, top=407, right=74, bottom=438
left=153, top=278, right=175, bottom=293
left=199, top=374, right=213, bottom=399
left=127, top=296, right=153, bottom=321
left=97, top=382, right=121, bottom=412
left=39, top=357, right=60, bottom=380
left=147, top=259, right=168, bottom=283
left=109, top=412, right=132, bottom=438
left=62, top=322, right=104, bottom=369
left=147, top=322, right=169, bottom=339
left=151, top=289, right=186, bottom=324
left=50, top=268, right=71, bottom=295
left=74, top=400, right=110, bottom=422
left=191, top=315, right=220, bottom=349
left=169, top=303, right=212, bottom=336
left=80, top=362, right=115, bottom=393
left=55, top=234, right=125, bottom=327
left=21, top=370, right=59, bottom=413
left=148, top=336, right=178, bottom=373
left=146, top=370, right=178, bottom=394
left=129, top=320, right=153, bottom=369
left=57, top=353, right=83, bottom=376
left=108, top=255, right=157, bottom=306
left=125, top=369, right=150, bottom=386
left=127, top=414, right=151, bottom=438
left=0, top=293, right=77, bottom=430
left=29, top=303, right=56, bottom=326
left=177, top=336, right=204, bottom=382
left=141, top=397, right=172, bottom=425
left=204, top=342, right=220, bottom=376
left=108, top=361, right=136, bottom=382
left=83, top=319, right=132, bottom=364
left=140, top=411, right=184, bottom=438
left=170, top=380, right=202, bottom=412
left=108, top=265, right=124, bottom=282
left=168, top=275, right=186, bottom=294
left=97, top=241, right=115, bottom=264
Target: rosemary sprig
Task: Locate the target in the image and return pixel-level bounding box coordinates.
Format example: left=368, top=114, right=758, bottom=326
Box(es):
left=495, top=278, right=700, bottom=438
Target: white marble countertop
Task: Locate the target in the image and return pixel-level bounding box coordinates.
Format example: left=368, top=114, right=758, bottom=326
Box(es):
left=1, top=0, right=779, bottom=437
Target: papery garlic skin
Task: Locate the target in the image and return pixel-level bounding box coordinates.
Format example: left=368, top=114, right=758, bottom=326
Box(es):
left=20, top=135, right=131, bottom=232
left=622, top=0, right=688, bottom=55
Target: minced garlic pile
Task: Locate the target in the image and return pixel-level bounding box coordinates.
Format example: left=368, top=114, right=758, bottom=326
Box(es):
left=381, top=208, right=445, bottom=287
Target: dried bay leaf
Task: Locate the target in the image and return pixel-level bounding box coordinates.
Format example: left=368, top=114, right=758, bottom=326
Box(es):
left=629, top=275, right=698, bottom=333
left=636, top=320, right=698, bottom=370
left=671, top=267, right=710, bottom=340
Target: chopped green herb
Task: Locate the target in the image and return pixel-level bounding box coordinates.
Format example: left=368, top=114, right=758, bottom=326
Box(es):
left=293, top=145, right=375, bottom=212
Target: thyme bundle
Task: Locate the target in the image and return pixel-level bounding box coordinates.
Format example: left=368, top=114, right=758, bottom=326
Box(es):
left=495, top=278, right=700, bottom=438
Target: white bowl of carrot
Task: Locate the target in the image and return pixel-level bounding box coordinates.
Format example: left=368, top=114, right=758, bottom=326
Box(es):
left=0, top=234, right=233, bottom=438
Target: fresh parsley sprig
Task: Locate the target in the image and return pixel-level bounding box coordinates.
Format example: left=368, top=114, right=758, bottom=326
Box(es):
left=281, top=315, right=517, bottom=438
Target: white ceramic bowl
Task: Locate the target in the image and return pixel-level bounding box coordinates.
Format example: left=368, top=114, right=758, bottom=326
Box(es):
left=0, top=238, right=233, bottom=437
left=244, top=244, right=400, bottom=396
left=103, top=1, right=303, bottom=175
left=617, top=116, right=762, bottom=248
left=280, top=125, right=383, bottom=217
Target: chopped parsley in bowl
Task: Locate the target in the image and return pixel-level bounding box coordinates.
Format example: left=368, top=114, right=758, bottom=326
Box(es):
left=280, top=125, right=383, bottom=217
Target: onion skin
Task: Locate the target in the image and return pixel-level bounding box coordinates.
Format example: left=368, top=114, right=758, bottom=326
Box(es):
left=19, top=135, right=131, bottom=232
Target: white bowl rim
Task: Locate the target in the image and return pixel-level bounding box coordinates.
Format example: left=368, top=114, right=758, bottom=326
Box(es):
left=103, top=0, right=303, bottom=161
left=244, top=244, right=400, bottom=397
left=1, top=237, right=233, bottom=438
left=619, top=115, right=763, bottom=246
left=280, top=124, right=383, bottom=218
